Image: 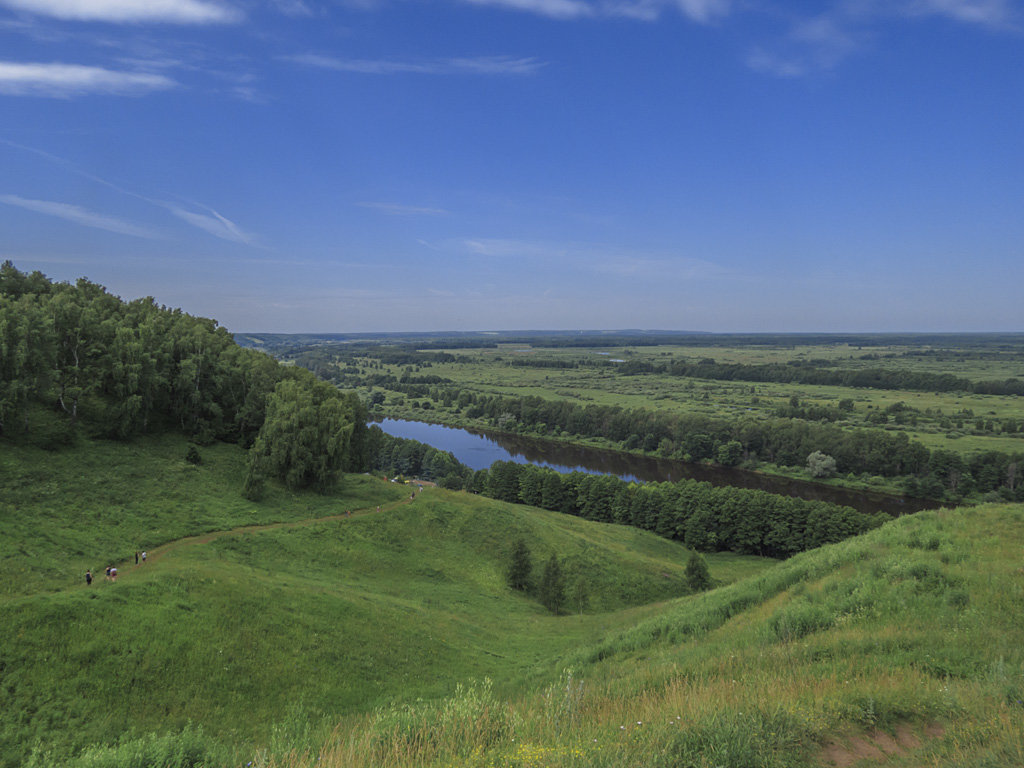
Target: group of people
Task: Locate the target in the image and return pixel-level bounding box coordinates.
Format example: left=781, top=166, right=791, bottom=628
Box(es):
left=85, top=550, right=147, bottom=586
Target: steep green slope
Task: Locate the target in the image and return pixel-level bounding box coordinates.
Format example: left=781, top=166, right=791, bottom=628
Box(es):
left=0, top=437, right=770, bottom=767
left=298, top=502, right=1023, bottom=768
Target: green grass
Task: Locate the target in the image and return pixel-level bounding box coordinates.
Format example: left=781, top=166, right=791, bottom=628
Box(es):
left=5, top=434, right=1023, bottom=768
left=0, top=435, right=408, bottom=597
left=1, top=436, right=769, bottom=767
left=275, top=502, right=1024, bottom=768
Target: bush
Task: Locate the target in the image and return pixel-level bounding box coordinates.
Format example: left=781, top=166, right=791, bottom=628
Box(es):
left=25, top=726, right=228, bottom=768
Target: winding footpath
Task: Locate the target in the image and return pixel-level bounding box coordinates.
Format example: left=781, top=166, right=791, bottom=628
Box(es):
left=99, top=486, right=424, bottom=584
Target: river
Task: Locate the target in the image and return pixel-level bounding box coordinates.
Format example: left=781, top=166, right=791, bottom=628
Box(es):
left=374, top=418, right=935, bottom=516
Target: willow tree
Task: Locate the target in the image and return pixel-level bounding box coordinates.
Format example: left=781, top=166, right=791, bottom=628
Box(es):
left=245, top=376, right=362, bottom=493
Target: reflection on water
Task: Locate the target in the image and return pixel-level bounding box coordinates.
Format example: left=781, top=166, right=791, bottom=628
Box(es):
left=375, top=418, right=935, bottom=516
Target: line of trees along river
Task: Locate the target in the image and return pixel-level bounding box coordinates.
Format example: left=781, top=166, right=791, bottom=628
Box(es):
left=370, top=419, right=909, bottom=559
left=373, top=418, right=933, bottom=516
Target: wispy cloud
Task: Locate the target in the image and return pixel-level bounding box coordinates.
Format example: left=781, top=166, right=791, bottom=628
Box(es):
left=358, top=202, right=449, bottom=216
left=0, top=61, right=176, bottom=96
left=164, top=203, right=258, bottom=245
left=461, top=238, right=569, bottom=259
left=898, top=0, right=1015, bottom=28
left=461, top=0, right=594, bottom=20
left=0, top=0, right=242, bottom=24
left=459, top=0, right=730, bottom=22
left=269, top=0, right=313, bottom=16
left=0, top=194, right=158, bottom=238
left=671, top=0, right=730, bottom=24
left=748, top=0, right=1018, bottom=78
left=2, top=138, right=262, bottom=245
left=285, top=53, right=546, bottom=76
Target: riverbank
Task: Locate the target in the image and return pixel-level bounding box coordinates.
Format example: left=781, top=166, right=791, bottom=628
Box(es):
left=373, top=414, right=938, bottom=516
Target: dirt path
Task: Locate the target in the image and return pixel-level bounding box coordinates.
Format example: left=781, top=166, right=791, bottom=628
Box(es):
left=102, top=488, right=423, bottom=583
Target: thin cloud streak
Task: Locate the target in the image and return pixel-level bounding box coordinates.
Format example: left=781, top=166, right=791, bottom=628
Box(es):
left=358, top=202, right=449, bottom=216
left=285, top=54, right=546, bottom=75
left=461, top=0, right=594, bottom=20
left=0, top=0, right=242, bottom=24
left=1, top=139, right=261, bottom=246
left=0, top=194, right=159, bottom=238
left=0, top=61, right=176, bottom=97
left=165, top=204, right=257, bottom=245
left=460, top=0, right=730, bottom=22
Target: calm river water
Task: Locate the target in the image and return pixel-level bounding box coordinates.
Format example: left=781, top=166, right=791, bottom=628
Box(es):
left=375, top=418, right=935, bottom=516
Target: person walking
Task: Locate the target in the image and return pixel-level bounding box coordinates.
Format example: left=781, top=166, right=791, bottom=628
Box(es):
left=135, top=551, right=139, bottom=565
left=141, top=551, right=147, bottom=564
left=85, top=570, right=92, bottom=586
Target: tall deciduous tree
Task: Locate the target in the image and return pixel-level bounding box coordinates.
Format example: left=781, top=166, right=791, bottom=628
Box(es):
left=246, top=378, right=358, bottom=493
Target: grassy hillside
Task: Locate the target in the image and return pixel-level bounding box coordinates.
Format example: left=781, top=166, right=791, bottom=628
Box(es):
left=0, top=437, right=769, bottom=767
left=274, top=502, right=1024, bottom=768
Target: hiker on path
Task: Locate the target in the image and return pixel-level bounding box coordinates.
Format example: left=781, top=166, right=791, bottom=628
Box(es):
left=105, top=566, right=111, bottom=581
left=85, top=570, right=92, bottom=586
left=110, top=567, right=118, bottom=581
left=141, top=551, right=147, bottom=564
left=135, top=551, right=139, bottom=565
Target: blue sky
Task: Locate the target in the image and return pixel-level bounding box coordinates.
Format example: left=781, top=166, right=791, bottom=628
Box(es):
left=1, top=0, right=1022, bottom=333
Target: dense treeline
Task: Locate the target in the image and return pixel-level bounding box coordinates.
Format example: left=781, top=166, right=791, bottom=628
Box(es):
left=368, top=429, right=886, bottom=558
left=444, top=391, right=1023, bottom=501
left=0, top=263, right=366, bottom=493
left=481, top=461, right=889, bottom=558
left=484, top=352, right=1024, bottom=396
left=662, top=359, right=1024, bottom=396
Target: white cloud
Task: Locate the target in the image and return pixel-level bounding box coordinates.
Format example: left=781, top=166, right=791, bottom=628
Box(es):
left=461, top=0, right=594, bottom=19
left=902, top=0, right=1014, bottom=27
left=358, top=202, right=449, bottom=215
left=0, top=61, right=176, bottom=96
left=672, top=0, right=729, bottom=23
left=0, top=194, right=158, bottom=237
left=165, top=204, right=258, bottom=245
left=269, top=0, right=313, bottom=16
left=0, top=0, right=241, bottom=23
left=285, top=54, right=545, bottom=75
left=459, top=0, right=735, bottom=21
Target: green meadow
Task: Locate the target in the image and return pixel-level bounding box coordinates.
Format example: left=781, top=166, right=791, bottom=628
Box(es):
left=0, top=436, right=770, bottom=767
